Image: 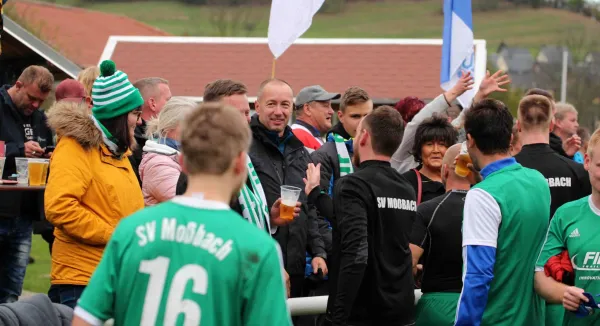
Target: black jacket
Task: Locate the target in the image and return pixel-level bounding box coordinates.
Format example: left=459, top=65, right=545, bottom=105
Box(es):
left=549, top=132, right=573, bottom=159
left=128, top=121, right=147, bottom=185
left=0, top=85, right=54, bottom=218
left=327, top=160, right=416, bottom=326
left=515, top=143, right=591, bottom=218
left=311, top=122, right=355, bottom=194
left=249, top=115, right=326, bottom=276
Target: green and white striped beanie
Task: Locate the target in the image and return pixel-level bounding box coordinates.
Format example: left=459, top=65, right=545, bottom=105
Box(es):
left=92, top=60, right=144, bottom=120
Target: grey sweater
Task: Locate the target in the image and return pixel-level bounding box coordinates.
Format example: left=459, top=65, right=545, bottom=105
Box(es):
left=0, top=294, right=72, bottom=326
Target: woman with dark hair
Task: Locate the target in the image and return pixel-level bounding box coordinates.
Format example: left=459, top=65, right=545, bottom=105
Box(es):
left=44, top=60, right=144, bottom=308
left=401, top=116, right=458, bottom=205
left=391, top=73, right=474, bottom=173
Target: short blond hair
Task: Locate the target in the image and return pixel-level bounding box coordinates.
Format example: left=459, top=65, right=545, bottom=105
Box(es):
left=587, top=128, right=600, bottom=158
left=555, top=102, right=577, bottom=121
left=181, top=102, right=251, bottom=175
left=518, top=95, right=553, bottom=131
left=77, top=66, right=100, bottom=97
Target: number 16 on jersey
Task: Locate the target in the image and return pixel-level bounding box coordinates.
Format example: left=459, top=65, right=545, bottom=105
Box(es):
left=139, top=256, right=208, bottom=326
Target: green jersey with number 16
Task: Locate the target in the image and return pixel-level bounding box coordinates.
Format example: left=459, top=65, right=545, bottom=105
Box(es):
left=536, top=196, right=600, bottom=326
left=74, top=196, right=291, bottom=326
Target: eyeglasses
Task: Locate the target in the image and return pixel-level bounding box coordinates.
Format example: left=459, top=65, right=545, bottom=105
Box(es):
left=132, top=110, right=142, bottom=121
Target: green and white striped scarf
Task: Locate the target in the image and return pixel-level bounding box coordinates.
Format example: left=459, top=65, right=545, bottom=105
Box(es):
left=332, top=133, right=354, bottom=176
left=238, top=154, right=271, bottom=233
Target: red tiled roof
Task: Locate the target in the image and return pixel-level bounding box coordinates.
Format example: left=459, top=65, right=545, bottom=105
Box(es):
left=107, top=39, right=444, bottom=100
left=7, top=1, right=170, bottom=67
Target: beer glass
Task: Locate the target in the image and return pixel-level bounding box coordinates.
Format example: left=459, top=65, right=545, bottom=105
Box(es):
left=280, top=185, right=301, bottom=221
left=455, top=141, right=472, bottom=178
left=15, top=158, right=29, bottom=184
left=28, top=158, right=50, bottom=186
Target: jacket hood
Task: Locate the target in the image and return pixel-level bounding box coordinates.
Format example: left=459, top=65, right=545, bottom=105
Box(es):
left=143, top=139, right=179, bottom=156
left=46, top=102, right=102, bottom=150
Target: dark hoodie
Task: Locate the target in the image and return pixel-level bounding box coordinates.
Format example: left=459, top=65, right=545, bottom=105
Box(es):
left=128, top=120, right=147, bottom=185
left=0, top=85, right=53, bottom=219
left=549, top=132, right=573, bottom=159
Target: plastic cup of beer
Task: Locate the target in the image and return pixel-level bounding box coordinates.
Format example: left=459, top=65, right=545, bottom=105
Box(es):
left=15, top=158, right=29, bottom=184
left=28, top=158, right=50, bottom=186
left=280, top=185, right=301, bottom=221
left=455, top=142, right=472, bottom=178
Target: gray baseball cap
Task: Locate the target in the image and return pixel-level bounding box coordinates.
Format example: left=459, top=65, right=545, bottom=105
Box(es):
left=295, top=85, right=341, bottom=108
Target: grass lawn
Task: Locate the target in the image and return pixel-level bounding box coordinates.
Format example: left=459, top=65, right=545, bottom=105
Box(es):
left=22, top=235, right=51, bottom=294
left=25, top=0, right=600, bottom=52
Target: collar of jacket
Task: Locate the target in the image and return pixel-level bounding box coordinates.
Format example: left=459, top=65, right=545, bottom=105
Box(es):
left=326, top=122, right=354, bottom=155
left=250, top=115, right=303, bottom=153
left=326, top=122, right=352, bottom=140
left=143, top=139, right=179, bottom=156
left=1, top=85, right=27, bottom=121
left=295, top=119, right=321, bottom=138
left=520, top=143, right=554, bottom=155
left=357, top=159, right=391, bottom=170
left=47, top=97, right=132, bottom=159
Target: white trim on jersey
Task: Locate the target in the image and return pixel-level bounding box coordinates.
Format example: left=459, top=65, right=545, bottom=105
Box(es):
left=171, top=196, right=230, bottom=210
left=589, top=196, right=600, bottom=217
left=291, top=123, right=324, bottom=145
left=462, top=188, right=502, bottom=248
left=74, top=306, right=104, bottom=326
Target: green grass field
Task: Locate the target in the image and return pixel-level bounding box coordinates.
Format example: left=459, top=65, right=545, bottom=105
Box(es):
left=27, top=0, right=600, bottom=53
left=22, top=235, right=51, bottom=294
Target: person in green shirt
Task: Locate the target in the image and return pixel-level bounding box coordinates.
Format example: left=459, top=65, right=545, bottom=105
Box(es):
left=535, top=127, right=600, bottom=326
left=71, top=102, right=292, bottom=326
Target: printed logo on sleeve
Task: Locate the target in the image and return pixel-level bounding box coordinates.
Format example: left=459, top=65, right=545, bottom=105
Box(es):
left=569, top=228, right=581, bottom=238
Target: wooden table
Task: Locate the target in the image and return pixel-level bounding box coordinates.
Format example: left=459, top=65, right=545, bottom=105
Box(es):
left=0, top=183, right=45, bottom=191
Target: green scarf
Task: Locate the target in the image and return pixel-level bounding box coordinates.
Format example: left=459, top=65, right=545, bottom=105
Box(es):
left=332, top=133, right=354, bottom=176
left=238, top=154, right=271, bottom=233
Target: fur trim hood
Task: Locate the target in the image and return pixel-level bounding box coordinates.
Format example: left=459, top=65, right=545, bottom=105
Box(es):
left=46, top=102, right=103, bottom=150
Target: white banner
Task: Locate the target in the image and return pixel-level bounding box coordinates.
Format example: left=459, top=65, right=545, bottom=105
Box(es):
left=268, top=0, right=325, bottom=59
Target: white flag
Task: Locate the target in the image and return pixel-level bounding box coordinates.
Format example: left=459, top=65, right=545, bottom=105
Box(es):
left=268, top=0, right=325, bottom=59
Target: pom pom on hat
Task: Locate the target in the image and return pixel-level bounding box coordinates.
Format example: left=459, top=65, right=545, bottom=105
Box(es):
left=99, top=60, right=116, bottom=77
left=92, top=61, right=144, bottom=120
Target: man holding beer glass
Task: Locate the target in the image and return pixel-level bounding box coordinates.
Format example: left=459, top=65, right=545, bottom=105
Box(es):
left=250, top=78, right=328, bottom=301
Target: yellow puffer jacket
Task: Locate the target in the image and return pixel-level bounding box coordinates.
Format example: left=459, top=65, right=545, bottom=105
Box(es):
left=45, top=102, right=144, bottom=286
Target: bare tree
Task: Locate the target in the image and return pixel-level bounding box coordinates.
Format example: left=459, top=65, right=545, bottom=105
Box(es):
left=206, top=0, right=267, bottom=37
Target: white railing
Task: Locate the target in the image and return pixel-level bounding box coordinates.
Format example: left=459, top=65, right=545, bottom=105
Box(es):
left=103, top=289, right=423, bottom=324
left=288, top=290, right=423, bottom=316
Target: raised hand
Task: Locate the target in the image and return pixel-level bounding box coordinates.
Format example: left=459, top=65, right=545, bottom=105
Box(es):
left=563, top=134, right=582, bottom=157
left=303, top=163, right=321, bottom=195
left=445, top=71, right=475, bottom=104
left=479, top=70, right=511, bottom=98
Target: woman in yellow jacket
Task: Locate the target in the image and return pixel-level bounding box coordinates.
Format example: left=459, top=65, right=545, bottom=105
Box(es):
left=44, top=60, right=144, bottom=308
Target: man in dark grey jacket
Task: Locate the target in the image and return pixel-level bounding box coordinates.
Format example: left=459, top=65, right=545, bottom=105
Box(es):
left=250, top=78, right=328, bottom=299
left=0, top=66, right=55, bottom=304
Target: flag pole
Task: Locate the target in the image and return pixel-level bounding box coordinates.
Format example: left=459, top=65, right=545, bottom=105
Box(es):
left=271, top=58, right=276, bottom=78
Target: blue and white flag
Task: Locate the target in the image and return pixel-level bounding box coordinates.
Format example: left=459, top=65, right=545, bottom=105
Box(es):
left=441, top=0, right=475, bottom=107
